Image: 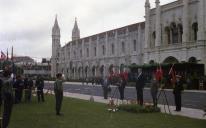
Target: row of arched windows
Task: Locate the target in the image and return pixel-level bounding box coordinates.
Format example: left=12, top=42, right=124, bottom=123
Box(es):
left=69, top=40, right=138, bottom=59
left=151, top=22, right=198, bottom=47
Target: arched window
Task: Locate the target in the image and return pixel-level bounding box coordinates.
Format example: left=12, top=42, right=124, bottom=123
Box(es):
left=80, top=49, right=82, bottom=57
left=86, top=48, right=89, bottom=57
left=163, top=56, right=179, bottom=64
left=170, top=23, right=178, bottom=44
left=111, top=44, right=114, bottom=55
left=102, top=45, right=105, bottom=56
left=188, top=57, right=197, bottom=63
left=74, top=51, right=76, bottom=58
left=192, top=23, right=198, bottom=41
left=94, top=47, right=96, bottom=56
left=152, top=31, right=156, bottom=47
left=178, top=24, right=183, bottom=43
left=133, top=40, right=137, bottom=51
left=164, top=27, right=171, bottom=44
left=92, top=66, right=96, bottom=77
left=121, top=42, right=125, bottom=53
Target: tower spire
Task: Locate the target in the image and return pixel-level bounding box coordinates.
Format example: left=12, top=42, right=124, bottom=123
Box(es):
left=52, top=15, right=60, bottom=36
left=72, top=17, right=80, bottom=41
left=145, top=0, right=150, bottom=7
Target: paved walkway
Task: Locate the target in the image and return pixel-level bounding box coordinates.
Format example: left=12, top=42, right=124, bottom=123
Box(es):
left=46, top=89, right=206, bottom=120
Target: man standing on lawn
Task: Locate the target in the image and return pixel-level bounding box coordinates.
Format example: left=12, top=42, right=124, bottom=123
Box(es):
left=1, top=66, right=13, bottom=128
left=35, top=75, right=45, bottom=102
left=54, top=73, right=64, bottom=116
left=135, top=68, right=146, bottom=106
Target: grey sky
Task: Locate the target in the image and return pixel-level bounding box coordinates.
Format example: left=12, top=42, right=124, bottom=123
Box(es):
left=0, top=0, right=174, bottom=61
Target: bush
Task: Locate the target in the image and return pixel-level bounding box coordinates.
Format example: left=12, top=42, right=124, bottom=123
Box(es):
left=118, top=104, right=160, bottom=114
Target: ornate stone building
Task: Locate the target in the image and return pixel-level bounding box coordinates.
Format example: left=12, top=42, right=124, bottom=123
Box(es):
left=51, top=0, right=206, bottom=79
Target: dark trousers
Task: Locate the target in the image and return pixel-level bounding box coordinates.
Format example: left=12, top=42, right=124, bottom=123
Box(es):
left=55, top=91, right=63, bottom=114
left=2, top=93, right=13, bottom=128
left=118, top=86, right=125, bottom=100
left=15, top=89, right=22, bottom=104
left=103, top=87, right=108, bottom=99
left=37, top=89, right=44, bottom=102
left=136, top=88, right=143, bottom=106
left=25, top=89, right=32, bottom=102
left=174, top=92, right=182, bottom=111
left=151, top=91, right=158, bottom=107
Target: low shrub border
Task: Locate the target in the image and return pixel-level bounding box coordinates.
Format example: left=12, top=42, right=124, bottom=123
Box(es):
left=118, top=104, right=160, bottom=114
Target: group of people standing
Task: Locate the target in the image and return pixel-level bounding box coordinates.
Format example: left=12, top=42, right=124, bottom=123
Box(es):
left=100, top=68, right=184, bottom=111
left=0, top=66, right=46, bottom=128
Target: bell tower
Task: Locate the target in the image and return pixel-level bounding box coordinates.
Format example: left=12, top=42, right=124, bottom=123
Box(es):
left=51, top=15, right=61, bottom=77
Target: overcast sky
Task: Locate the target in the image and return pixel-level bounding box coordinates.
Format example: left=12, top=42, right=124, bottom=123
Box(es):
left=0, top=0, right=174, bottom=61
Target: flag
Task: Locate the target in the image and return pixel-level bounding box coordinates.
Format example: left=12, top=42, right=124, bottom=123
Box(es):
left=169, top=64, right=176, bottom=85
left=0, top=51, right=7, bottom=60
left=6, top=48, right=9, bottom=60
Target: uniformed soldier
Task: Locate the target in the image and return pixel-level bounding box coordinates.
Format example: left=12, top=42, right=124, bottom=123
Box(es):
left=54, top=73, right=63, bottom=115
left=24, top=76, right=29, bottom=102
left=173, top=75, right=184, bottom=111
left=14, top=75, right=24, bottom=104
left=27, top=77, right=34, bottom=102
left=1, top=67, right=13, bottom=128
left=118, top=77, right=126, bottom=101
left=135, top=68, right=146, bottom=106
left=35, top=76, right=45, bottom=102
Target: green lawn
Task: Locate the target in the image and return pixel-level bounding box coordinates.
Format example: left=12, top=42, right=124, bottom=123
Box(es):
left=10, top=95, right=206, bottom=128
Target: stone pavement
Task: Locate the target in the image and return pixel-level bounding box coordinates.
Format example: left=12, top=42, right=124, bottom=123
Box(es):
left=45, top=89, right=206, bottom=120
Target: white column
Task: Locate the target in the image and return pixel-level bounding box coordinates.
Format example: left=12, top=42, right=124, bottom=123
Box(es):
left=182, top=0, right=189, bottom=43
left=155, top=0, right=161, bottom=47
left=138, top=24, right=143, bottom=64
left=97, top=36, right=100, bottom=58
left=144, top=0, right=150, bottom=49
left=198, top=0, right=205, bottom=41
left=105, top=33, right=108, bottom=57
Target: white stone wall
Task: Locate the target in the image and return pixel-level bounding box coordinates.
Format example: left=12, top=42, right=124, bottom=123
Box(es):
left=52, top=0, right=206, bottom=78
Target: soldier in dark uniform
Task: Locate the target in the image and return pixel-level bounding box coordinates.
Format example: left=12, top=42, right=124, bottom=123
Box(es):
left=135, top=68, right=146, bottom=106
left=35, top=76, right=45, bottom=102
left=1, top=67, right=13, bottom=128
left=24, top=76, right=29, bottom=102
left=27, top=77, right=34, bottom=102
left=173, top=75, right=184, bottom=111
left=14, top=75, right=24, bottom=103
left=54, top=73, right=64, bottom=115
left=118, top=77, right=126, bottom=101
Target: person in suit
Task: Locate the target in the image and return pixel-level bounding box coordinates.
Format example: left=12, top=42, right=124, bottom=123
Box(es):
left=54, top=73, right=64, bottom=115
left=35, top=76, right=45, bottom=102
left=1, top=67, right=14, bottom=128
left=14, top=75, right=24, bottom=104
left=173, top=75, right=184, bottom=111
left=135, top=68, right=146, bottom=106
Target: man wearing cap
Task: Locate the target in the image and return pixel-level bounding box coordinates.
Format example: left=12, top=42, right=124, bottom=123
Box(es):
left=1, top=67, right=13, bottom=128
left=54, top=73, right=64, bottom=115
left=173, top=75, right=184, bottom=111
